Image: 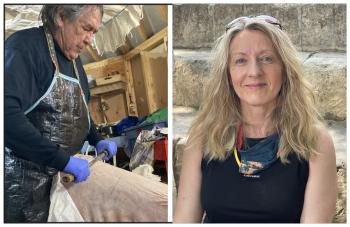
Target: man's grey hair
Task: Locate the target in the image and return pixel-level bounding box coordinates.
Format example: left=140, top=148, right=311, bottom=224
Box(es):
left=40, top=5, right=104, bottom=32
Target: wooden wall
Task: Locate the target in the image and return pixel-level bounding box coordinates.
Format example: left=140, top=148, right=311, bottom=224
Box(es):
left=84, top=27, right=168, bottom=125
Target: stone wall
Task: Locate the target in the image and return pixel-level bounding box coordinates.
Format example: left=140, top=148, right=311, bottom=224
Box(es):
left=173, top=4, right=346, bottom=52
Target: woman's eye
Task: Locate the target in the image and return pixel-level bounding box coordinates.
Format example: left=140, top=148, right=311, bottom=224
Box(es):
left=259, top=56, right=273, bottom=63
left=235, top=58, right=247, bottom=65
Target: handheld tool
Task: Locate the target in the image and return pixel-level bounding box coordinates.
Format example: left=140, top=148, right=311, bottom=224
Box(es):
left=62, top=150, right=109, bottom=183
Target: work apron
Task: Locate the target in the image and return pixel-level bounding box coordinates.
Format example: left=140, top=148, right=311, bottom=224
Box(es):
left=4, top=26, right=90, bottom=223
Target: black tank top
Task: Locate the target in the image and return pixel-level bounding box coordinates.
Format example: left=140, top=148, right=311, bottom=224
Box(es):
left=201, top=138, right=309, bottom=223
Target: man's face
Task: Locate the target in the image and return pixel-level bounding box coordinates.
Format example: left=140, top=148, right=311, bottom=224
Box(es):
left=56, top=7, right=101, bottom=60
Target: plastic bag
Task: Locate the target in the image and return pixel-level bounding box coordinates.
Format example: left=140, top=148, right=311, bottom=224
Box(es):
left=129, top=128, right=165, bottom=170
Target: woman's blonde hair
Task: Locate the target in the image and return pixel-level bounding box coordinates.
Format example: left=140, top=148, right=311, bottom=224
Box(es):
left=186, top=19, right=321, bottom=163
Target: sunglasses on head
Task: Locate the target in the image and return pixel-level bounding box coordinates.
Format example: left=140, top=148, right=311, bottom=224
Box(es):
left=225, top=15, right=283, bottom=32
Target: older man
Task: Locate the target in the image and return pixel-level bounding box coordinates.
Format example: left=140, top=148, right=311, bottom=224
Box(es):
left=5, top=5, right=117, bottom=222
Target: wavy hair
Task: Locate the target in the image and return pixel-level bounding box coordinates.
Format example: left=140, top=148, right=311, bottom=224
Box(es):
left=40, top=5, right=104, bottom=33
left=186, top=19, right=321, bottom=163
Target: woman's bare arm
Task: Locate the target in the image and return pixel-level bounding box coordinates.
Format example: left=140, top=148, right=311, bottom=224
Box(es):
left=300, top=126, right=337, bottom=223
left=173, top=143, right=204, bottom=223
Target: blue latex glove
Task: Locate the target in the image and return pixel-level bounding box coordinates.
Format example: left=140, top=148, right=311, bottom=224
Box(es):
left=63, top=157, right=90, bottom=183
left=96, top=140, right=118, bottom=161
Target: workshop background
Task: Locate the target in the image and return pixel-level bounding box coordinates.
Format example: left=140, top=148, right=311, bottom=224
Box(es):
left=5, top=5, right=169, bottom=222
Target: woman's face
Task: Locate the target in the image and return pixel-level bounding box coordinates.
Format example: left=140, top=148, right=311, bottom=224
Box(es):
left=228, top=29, right=283, bottom=108
left=56, top=7, right=101, bottom=60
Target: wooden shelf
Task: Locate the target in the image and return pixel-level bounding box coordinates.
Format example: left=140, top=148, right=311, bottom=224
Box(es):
left=90, top=82, right=127, bottom=96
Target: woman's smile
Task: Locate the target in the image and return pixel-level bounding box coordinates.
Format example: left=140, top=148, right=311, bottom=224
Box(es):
left=244, top=82, right=267, bottom=90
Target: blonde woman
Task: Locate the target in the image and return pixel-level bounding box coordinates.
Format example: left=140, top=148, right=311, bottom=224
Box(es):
left=174, top=15, right=337, bottom=223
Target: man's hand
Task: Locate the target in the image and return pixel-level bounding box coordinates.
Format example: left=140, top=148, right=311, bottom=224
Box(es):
left=96, top=140, right=118, bottom=161
left=63, top=157, right=90, bottom=183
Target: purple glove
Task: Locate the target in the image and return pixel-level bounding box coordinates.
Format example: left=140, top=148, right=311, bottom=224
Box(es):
left=96, top=140, right=118, bottom=161
left=63, top=157, right=90, bottom=183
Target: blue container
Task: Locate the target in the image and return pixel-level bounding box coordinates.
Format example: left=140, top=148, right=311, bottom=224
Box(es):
left=113, top=116, right=139, bottom=136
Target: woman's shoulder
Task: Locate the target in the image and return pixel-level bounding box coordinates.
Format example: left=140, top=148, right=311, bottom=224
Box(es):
left=313, top=123, right=335, bottom=157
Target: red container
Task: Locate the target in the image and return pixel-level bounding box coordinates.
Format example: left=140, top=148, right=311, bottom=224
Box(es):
left=154, top=138, right=168, bottom=173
